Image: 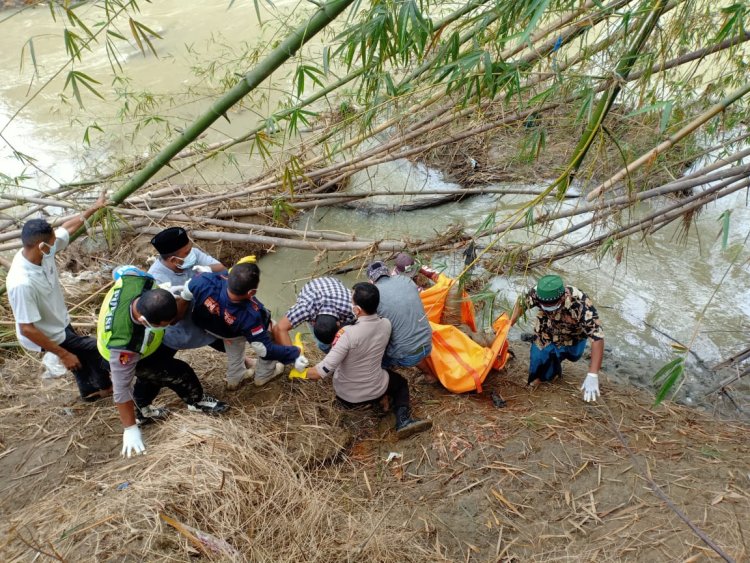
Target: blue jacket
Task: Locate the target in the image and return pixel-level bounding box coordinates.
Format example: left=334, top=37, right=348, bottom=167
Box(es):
left=187, top=273, right=300, bottom=364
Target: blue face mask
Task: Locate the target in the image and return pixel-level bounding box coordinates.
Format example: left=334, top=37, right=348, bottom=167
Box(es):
left=39, top=240, right=59, bottom=259
left=176, top=249, right=198, bottom=270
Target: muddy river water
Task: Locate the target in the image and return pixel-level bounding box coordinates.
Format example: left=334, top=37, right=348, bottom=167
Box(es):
left=1, top=0, right=748, bottom=409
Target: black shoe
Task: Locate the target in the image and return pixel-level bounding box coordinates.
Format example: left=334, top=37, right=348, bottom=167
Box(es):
left=136, top=404, right=170, bottom=425
left=187, top=394, right=229, bottom=414
left=395, top=406, right=432, bottom=439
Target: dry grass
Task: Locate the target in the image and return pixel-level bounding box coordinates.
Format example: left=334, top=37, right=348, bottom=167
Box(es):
left=1, top=404, right=432, bottom=562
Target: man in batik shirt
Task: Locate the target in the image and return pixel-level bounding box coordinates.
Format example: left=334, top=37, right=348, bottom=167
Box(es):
left=510, top=275, right=603, bottom=402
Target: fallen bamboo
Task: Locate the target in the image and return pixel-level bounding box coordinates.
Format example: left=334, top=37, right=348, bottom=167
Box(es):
left=528, top=176, right=750, bottom=266
left=516, top=168, right=750, bottom=259
left=135, top=226, right=410, bottom=252
left=116, top=208, right=364, bottom=242
left=587, top=80, right=750, bottom=200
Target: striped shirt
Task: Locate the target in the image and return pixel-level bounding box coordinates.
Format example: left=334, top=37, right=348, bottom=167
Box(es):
left=285, top=277, right=356, bottom=327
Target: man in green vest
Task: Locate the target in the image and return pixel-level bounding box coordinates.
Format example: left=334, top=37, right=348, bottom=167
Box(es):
left=98, top=268, right=228, bottom=458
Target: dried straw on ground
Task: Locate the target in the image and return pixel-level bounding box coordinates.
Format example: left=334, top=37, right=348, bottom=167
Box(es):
left=2, top=406, right=431, bottom=562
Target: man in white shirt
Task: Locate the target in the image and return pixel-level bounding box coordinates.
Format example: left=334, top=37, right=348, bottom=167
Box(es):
left=6, top=195, right=112, bottom=401
left=147, top=227, right=257, bottom=390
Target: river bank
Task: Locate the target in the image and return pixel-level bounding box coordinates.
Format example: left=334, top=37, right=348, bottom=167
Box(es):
left=0, top=336, right=748, bottom=561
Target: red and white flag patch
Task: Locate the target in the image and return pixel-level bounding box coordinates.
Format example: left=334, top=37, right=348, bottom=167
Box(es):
left=250, top=325, right=264, bottom=336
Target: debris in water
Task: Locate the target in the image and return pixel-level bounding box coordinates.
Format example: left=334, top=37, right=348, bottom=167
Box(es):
left=385, top=452, right=402, bottom=463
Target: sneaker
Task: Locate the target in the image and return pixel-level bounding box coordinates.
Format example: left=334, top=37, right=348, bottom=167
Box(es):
left=253, top=362, right=284, bottom=387
left=136, top=404, right=170, bottom=425
left=226, top=368, right=255, bottom=391
left=187, top=394, right=229, bottom=414
left=395, top=406, right=433, bottom=439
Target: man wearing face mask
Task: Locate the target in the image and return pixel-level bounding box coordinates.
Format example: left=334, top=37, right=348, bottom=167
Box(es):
left=7, top=196, right=112, bottom=402
left=509, top=275, right=604, bottom=402
left=181, top=263, right=307, bottom=383
left=97, top=268, right=228, bottom=458
left=147, top=227, right=255, bottom=391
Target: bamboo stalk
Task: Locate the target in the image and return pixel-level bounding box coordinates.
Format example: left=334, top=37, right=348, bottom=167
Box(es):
left=517, top=167, right=750, bottom=256
left=467, top=163, right=750, bottom=243
left=587, top=80, right=750, bottom=200
left=530, top=176, right=750, bottom=265
left=116, top=208, right=362, bottom=242
left=135, top=226, right=408, bottom=252
left=559, top=0, right=670, bottom=191
left=68, top=0, right=357, bottom=242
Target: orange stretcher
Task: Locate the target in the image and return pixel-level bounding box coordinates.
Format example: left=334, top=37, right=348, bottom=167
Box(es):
left=420, top=274, right=510, bottom=394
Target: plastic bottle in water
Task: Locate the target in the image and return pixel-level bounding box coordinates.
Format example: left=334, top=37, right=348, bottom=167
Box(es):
left=42, top=352, right=67, bottom=379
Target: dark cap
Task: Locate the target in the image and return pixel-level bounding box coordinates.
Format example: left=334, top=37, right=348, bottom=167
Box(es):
left=150, top=227, right=189, bottom=255
left=394, top=252, right=417, bottom=277
left=536, top=275, right=565, bottom=303
left=366, top=261, right=390, bottom=282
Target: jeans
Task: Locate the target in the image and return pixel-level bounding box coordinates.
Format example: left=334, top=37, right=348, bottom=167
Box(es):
left=382, top=342, right=432, bottom=369
left=58, top=325, right=112, bottom=400
left=528, top=339, right=587, bottom=384
left=132, top=346, right=204, bottom=408
left=336, top=369, right=410, bottom=412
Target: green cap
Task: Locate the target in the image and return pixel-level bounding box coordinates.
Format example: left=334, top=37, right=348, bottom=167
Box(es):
left=536, top=275, right=564, bottom=302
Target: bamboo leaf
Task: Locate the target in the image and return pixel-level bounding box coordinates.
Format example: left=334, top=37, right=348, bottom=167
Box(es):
left=653, top=356, right=685, bottom=405
left=63, top=29, right=83, bottom=62
left=19, top=38, right=39, bottom=78
left=717, top=210, right=731, bottom=250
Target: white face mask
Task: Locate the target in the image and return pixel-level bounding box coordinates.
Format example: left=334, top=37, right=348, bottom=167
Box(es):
left=540, top=302, right=561, bottom=312
left=39, top=240, right=58, bottom=259
left=175, top=248, right=197, bottom=270
left=140, top=316, right=166, bottom=332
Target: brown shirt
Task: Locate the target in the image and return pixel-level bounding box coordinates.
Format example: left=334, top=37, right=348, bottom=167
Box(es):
left=315, top=314, right=391, bottom=403
left=524, top=285, right=604, bottom=347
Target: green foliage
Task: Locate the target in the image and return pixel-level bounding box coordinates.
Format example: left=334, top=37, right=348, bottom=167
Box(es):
left=271, top=197, right=296, bottom=222
left=714, top=3, right=748, bottom=43
left=717, top=210, right=731, bottom=251
left=64, top=71, right=104, bottom=108
left=652, top=355, right=686, bottom=405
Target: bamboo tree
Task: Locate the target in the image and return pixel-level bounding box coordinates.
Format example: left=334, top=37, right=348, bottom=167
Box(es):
left=66, top=0, right=357, bottom=244
left=586, top=80, right=750, bottom=200
left=553, top=0, right=669, bottom=195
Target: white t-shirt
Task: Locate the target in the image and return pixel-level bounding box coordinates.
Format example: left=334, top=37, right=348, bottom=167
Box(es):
left=7, top=228, right=71, bottom=350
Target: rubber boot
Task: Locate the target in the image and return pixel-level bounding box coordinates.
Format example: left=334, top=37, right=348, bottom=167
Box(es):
left=394, top=406, right=432, bottom=439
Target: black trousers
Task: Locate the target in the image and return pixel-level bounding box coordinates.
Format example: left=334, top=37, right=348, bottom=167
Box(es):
left=58, top=325, right=111, bottom=400
left=132, top=346, right=204, bottom=408
left=336, top=369, right=410, bottom=412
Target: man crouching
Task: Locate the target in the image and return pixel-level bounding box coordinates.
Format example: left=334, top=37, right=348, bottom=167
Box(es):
left=305, top=282, right=432, bottom=439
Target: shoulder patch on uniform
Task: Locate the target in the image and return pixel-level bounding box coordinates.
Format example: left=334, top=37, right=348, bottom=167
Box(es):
left=331, top=327, right=346, bottom=347
left=250, top=325, right=263, bottom=336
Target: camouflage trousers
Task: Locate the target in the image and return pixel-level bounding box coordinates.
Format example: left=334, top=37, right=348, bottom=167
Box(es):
left=133, top=346, right=203, bottom=408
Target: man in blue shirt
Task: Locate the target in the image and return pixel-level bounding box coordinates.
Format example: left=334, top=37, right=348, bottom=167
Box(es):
left=181, top=263, right=308, bottom=381
left=147, top=227, right=255, bottom=390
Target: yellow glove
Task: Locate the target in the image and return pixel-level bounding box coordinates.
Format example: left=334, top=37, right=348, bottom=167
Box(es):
left=289, top=333, right=308, bottom=379
left=228, top=255, right=257, bottom=273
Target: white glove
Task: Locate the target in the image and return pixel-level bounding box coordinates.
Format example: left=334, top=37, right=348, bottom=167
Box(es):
left=250, top=341, right=268, bottom=358
left=122, top=425, right=146, bottom=457
left=192, top=265, right=212, bottom=274
left=294, top=355, right=309, bottom=372
left=581, top=373, right=600, bottom=403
